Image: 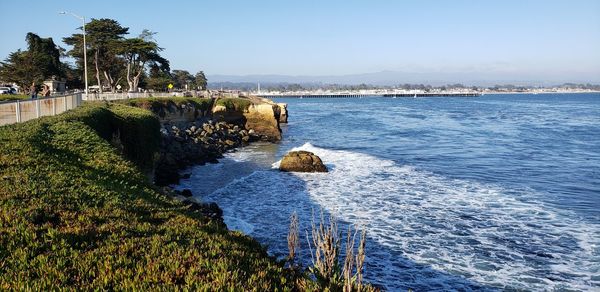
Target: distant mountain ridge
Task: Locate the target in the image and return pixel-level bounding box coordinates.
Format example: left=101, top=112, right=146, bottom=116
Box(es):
left=208, top=70, right=600, bottom=87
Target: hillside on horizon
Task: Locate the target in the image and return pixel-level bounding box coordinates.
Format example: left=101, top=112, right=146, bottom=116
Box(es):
left=208, top=70, right=600, bottom=87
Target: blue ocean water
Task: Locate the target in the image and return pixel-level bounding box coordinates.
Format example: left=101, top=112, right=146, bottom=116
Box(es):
left=177, top=94, right=600, bottom=290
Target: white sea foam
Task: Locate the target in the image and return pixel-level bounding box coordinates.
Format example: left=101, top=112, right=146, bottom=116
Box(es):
left=198, top=142, right=600, bottom=290
left=223, top=214, right=255, bottom=234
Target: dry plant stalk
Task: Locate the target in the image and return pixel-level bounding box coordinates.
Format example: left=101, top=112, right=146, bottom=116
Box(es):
left=311, top=210, right=341, bottom=281
left=300, top=209, right=370, bottom=291
left=287, top=212, right=299, bottom=264
left=343, top=226, right=357, bottom=292
left=355, top=228, right=367, bottom=291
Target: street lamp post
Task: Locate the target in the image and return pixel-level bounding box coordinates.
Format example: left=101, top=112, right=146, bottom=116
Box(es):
left=59, top=11, right=88, bottom=97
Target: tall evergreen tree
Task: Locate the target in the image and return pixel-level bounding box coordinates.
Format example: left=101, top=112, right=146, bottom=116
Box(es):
left=195, top=71, right=207, bottom=90
left=0, top=33, right=64, bottom=91
left=63, top=18, right=129, bottom=92
left=172, top=70, right=194, bottom=89
left=145, top=64, right=173, bottom=91
left=119, top=30, right=169, bottom=92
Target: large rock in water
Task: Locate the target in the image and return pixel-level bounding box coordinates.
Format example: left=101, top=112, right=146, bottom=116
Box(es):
left=279, top=151, right=328, bottom=172
left=212, top=96, right=283, bottom=141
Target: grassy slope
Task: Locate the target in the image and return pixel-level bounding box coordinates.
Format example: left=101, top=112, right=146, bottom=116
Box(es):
left=0, top=102, right=295, bottom=289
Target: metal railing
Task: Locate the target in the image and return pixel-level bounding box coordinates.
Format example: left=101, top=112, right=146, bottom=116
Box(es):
left=0, top=93, right=82, bottom=126
left=84, top=91, right=152, bottom=101
left=0, top=90, right=215, bottom=126
left=84, top=91, right=210, bottom=101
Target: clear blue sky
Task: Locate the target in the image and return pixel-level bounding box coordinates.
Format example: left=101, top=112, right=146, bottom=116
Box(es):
left=1, top=0, right=599, bottom=82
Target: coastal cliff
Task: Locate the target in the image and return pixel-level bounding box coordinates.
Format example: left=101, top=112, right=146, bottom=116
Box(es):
left=121, top=96, right=286, bottom=141
left=212, top=97, right=284, bottom=142
left=119, top=96, right=287, bottom=185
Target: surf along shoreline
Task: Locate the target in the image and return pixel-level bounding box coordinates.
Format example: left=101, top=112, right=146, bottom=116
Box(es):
left=114, top=96, right=289, bottom=221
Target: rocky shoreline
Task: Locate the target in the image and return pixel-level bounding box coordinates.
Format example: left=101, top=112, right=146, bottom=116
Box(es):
left=128, top=96, right=288, bottom=224
left=155, top=120, right=263, bottom=185
left=155, top=120, right=277, bottom=224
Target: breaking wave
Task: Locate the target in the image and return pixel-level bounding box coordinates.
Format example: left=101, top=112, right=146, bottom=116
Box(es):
left=192, top=142, right=600, bottom=290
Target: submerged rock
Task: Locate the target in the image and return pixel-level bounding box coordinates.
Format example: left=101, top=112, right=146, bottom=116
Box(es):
left=279, top=151, right=328, bottom=172
left=181, top=189, right=193, bottom=197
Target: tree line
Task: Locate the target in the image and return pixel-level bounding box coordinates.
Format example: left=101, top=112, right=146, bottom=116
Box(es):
left=0, top=18, right=207, bottom=93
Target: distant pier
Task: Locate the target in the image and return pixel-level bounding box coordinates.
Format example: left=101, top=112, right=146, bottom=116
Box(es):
left=257, top=93, right=481, bottom=98
left=383, top=93, right=480, bottom=97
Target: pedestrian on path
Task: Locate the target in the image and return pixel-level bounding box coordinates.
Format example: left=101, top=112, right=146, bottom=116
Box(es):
left=30, top=82, right=37, bottom=99
left=41, top=84, right=51, bottom=97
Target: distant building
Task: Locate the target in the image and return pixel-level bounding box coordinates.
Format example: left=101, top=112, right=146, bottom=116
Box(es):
left=43, top=76, right=66, bottom=93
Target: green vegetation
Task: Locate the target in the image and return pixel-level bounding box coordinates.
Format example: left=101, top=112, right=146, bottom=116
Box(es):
left=63, top=20, right=170, bottom=93
left=63, top=18, right=130, bottom=93
left=169, top=70, right=208, bottom=91
left=0, top=95, right=30, bottom=102
left=0, top=102, right=296, bottom=289
left=1, top=19, right=208, bottom=94
left=117, top=97, right=214, bottom=119
left=119, top=97, right=213, bottom=112
left=61, top=20, right=207, bottom=93
left=195, top=71, right=208, bottom=90
left=215, top=97, right=253, bottom=111
left=288, top=213, right=375, bottom=292
left=0, top=33, right=73, bottom=91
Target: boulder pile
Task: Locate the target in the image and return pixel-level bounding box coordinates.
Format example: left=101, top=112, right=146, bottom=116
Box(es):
left=155, top=120, right=260, bottom=185
left=170, top=120, right=257, bottom=151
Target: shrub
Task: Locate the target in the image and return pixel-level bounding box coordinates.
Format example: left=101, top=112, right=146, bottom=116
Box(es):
left=215, top=97, right=253, bottom=111
left=292, top=211, right=375, bottom=292
left=117, top=97, right=214, bottom=120
left=107, top=103, right=160, bottom=173
left=0, top=94, right=29, bottom=102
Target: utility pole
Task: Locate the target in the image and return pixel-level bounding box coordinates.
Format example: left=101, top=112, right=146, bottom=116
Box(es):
left=59, top=11, right=88, bottom=97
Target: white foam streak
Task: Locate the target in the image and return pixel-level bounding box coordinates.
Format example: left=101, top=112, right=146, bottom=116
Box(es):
left=202, top=143, right=600, bottom=290
left=223, top=214, right=255, bottom=234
